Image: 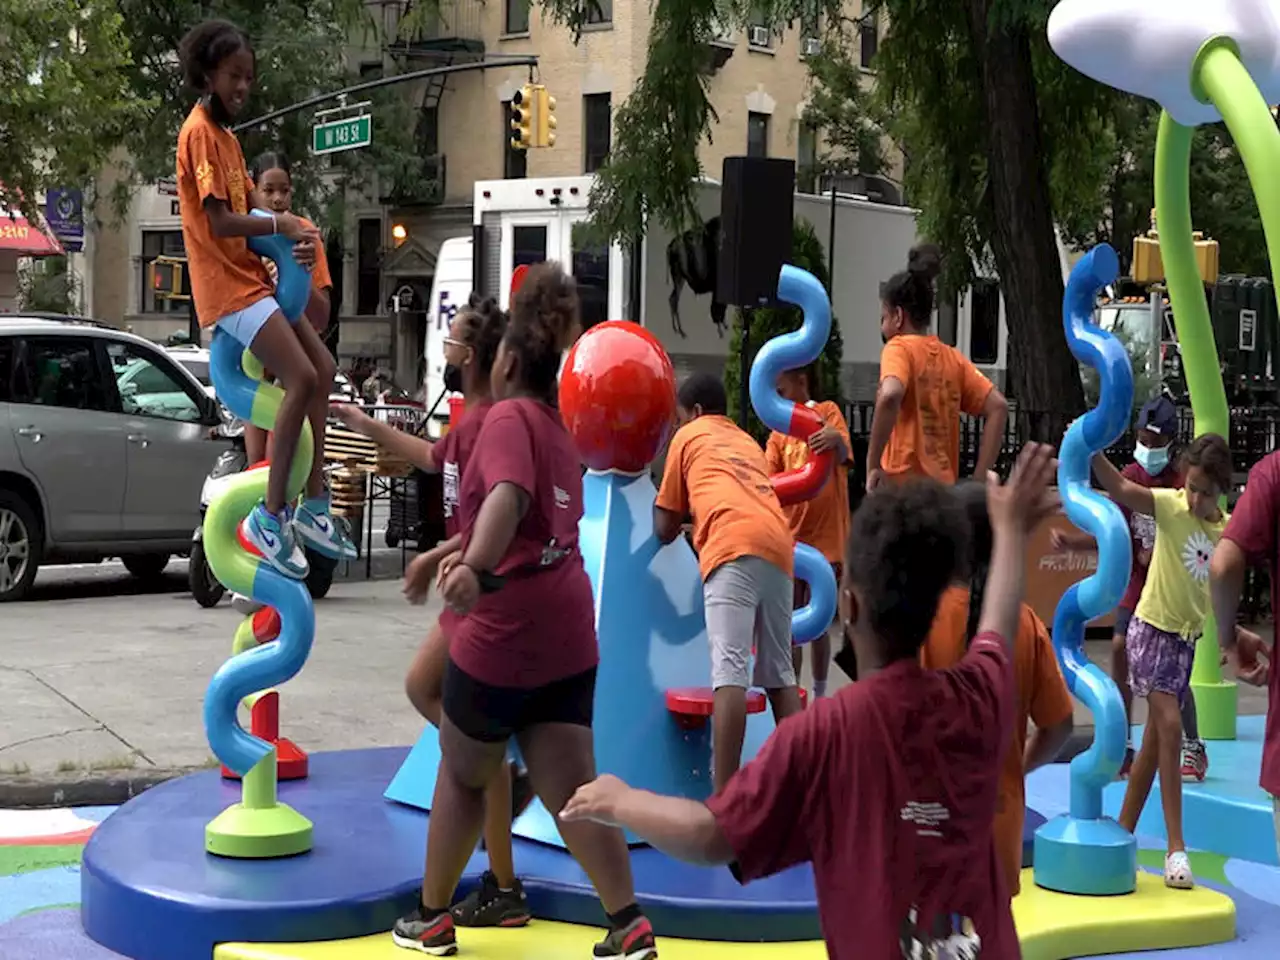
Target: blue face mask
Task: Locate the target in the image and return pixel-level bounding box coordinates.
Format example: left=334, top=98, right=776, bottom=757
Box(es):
left=1134, top=442, right=1170, bottom=475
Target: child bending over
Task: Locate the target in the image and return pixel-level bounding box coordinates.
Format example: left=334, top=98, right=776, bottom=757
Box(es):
left=1092, top=434, right=1232, bottom=888
left=655, top=373, right=803, bottom=792
left=564, top=443, right=1060, bottom=959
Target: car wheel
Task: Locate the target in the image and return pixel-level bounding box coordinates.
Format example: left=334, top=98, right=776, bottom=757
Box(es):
left=188, top=540, right=225, bottom=608
left=0, top=489, right=41, bottom=602
left=122, top=553, right=170, bottom=580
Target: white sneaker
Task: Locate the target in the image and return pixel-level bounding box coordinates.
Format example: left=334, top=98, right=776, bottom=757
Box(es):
left=231, top=593, right=265, bottom=616
left=1165, top=850, right=1195, bottom=889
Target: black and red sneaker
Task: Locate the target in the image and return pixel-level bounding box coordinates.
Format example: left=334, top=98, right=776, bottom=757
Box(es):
left=451, top=870, right=531, bottom=928
left=593, top=915, right=658, bottom=960
left=391, top=906, right=457, bottom=955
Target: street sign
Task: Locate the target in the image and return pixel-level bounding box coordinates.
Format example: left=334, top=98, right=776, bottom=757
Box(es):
left=312, top=114, right=372, bottom=155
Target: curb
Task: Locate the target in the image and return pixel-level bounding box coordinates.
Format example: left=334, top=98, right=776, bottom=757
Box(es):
left=0, top=768, right=193, bottom=809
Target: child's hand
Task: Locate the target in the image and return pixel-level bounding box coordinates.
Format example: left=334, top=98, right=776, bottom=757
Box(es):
left=441, top=562, right=480, bottom=614
left=1234, top=626, right=1266, bottom=665
left=330, top=402, right=371, bottom=431
left=807, top=425, right=843, bottom=455
left=865, top=467, right=885, bottom=494
left=986, top=443, right=1058, bottom=536
left=276, top=211, right=319, bottom=244
left=293, top=238, right=317, bottom=269
left=436, top=550, right=462, bottom=588
left=1238, top=654, right=1270, bottom=687
left=262, top=256, right=279, bottom=286
left=403, top=551, right=441, bottom=605
left=1049, top=528, right=1069, bottom=551
left=561, top=774, right=630, bottom=826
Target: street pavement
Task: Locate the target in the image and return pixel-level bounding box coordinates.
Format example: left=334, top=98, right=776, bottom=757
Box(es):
left=0, top=561, right=1272, bottom=780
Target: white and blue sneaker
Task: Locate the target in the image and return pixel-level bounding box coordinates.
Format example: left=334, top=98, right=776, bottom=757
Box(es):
left=294, top=495, right=357, bottom=559
left=241, top=503, right=308, bottom=580
left=230, top=592, right=265, bottom=616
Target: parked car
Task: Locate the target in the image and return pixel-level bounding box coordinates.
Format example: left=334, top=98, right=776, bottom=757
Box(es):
left=164, top=344, right=216, bottom=399
left=0, top=314, right=231, bottom=601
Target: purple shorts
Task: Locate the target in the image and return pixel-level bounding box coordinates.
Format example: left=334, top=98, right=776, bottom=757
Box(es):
left=1126, top=616, right=1196, bottom=702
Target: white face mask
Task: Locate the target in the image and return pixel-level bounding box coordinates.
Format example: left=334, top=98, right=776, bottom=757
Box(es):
left=1134, top=442, right=1169, bottom=475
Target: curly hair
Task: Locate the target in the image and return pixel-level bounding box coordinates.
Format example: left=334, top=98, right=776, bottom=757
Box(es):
left=1182, top=433, right=1233, bottom=492
left=179, top=20, right=252, bottom=93
left=506, top=262, right=582, bottom=401
left=455, top=293, right=508, bottom=376
left=881, top=243, right=942, bottom=330
left=844, top=478, right=969, bottom=660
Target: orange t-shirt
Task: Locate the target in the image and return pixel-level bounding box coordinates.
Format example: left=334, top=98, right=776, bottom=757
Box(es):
left=656, top=414, right=794, bottom=580
left=176, top=103, right=272, bottom=328
left=301, top=217, right=332, bottom=291
left=764, top=400, right=852, bottom=564
left=920, top=586, right=1074, bottom=896
left=878, top=335, right=994, bottom=484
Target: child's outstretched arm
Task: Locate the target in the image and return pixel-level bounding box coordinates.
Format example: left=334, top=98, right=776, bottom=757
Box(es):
left=562, top=775, right=733, bottom=865
left=979, top=444, right=1059, bottom=652
left=330, top=404, right=440, bottom=472
left=1091, top=452, right=1155, bottom=516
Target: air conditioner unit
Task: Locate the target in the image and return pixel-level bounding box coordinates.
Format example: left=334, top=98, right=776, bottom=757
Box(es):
left=802, top=37, right=821, bottom=57
left=749, top=25, right=771, bottom=47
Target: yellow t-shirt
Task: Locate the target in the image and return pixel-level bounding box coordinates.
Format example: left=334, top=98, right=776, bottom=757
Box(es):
left=1134, top=487, right=1228, bottom=638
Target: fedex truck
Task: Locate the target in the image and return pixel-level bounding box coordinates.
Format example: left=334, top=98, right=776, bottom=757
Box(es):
left=423, top=175, right=1011, bottom=437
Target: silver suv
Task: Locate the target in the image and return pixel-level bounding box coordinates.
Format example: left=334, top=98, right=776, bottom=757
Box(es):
left=0, top=314, right=227, bottom=601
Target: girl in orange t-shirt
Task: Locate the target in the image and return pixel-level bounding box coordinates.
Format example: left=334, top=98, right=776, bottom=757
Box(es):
left=865, top=245, right=1008, bottom=492
left=175, top=20, right=353, bottom=580
left=765, top=360, right=853, bottom=695
left=919, top=481, right=1074, bottom=896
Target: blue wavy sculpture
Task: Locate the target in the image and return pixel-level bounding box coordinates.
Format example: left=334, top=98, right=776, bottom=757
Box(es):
left=1033, top=243, right=1137, bottom=896
left=247, top=208, right=310, bottom=321
left=748, top=264, right=838, bottom=643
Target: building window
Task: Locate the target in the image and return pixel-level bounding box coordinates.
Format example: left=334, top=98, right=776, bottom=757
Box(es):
left=797, top=122, right=818, bottom=193
left=139, top=230, right=187, bottom=314
left=860, top=18, right=879, bottom=69
left=503, top=101, right=528, bottom=179
left=357, top=218, right=382, bottom=316
left=586, top=0, right=611, bottom=25
left=505, top=0, right=530, bottom=34
left=801, top=0, right=821, bottom=39
left=747, top=112, right=770, bottom=158
left=747, top=4, right=772, bottom=48
left=583, top=94, right=612, bottom=174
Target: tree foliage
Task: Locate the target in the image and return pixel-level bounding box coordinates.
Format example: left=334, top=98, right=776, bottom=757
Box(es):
left=109, top=0, right=425, bottom=230
left=804, top=35, right=886, bottom=181
left=724, top=219, right=845, bottom=443
left=0, top=0, right=149, bottom=220
left=17, top=256, right=79, bottom=314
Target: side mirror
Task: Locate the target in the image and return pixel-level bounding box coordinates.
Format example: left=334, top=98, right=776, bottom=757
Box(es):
left=119, top=381, right=139, bottom=398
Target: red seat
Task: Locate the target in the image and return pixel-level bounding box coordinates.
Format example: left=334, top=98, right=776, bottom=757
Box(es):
left=665, top=687, right=765, bottom=730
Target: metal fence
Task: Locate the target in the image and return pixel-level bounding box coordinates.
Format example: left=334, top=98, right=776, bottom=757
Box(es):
left=843, top=401, right=1279, bottom=621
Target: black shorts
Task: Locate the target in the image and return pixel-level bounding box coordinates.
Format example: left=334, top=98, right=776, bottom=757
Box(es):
left=442, top=658, right=597, bottom=743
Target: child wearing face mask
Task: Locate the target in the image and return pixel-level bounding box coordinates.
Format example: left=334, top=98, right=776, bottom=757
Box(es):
left=1053, top=396, right=1206, bottom=780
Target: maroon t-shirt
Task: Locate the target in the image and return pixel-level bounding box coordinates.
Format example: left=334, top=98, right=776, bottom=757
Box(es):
left=447, top=397, right=598, bottom=689
left=705, top=632, right=1018, bottom=960
left=1219, top=452, right=1280, bottom=798
left=1118, top=460, right=1183, bottom=611
left=435, top=400, right=494, bottom=539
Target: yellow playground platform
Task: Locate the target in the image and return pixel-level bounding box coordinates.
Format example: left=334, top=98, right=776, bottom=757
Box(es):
left=216, top=869, right=1235, bottom=960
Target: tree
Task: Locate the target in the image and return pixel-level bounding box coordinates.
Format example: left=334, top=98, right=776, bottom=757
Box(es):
left=0, top=0, right=149, bottom=219
left=724, top=219, right=845, bottom=443
left=18, top=256, right=79, bottom=314
left=804, top=35, right=886, bottom=183
left=108, top=1, right=426, bottom=230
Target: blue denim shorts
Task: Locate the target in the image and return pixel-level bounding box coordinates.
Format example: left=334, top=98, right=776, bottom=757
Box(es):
left=214, top=295, right=285, bottom=348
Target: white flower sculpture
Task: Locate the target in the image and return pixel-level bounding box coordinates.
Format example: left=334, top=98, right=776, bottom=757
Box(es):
left=1048, top=0, right=1280, bottom=126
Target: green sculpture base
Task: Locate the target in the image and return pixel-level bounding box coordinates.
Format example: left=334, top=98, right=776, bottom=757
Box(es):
left=205, top=800, right=313, bottom=859
left=1191, top=679, right=1238, bottom=741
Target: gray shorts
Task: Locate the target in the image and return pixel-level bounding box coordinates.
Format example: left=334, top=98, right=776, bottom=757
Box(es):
left=704, top=556, right=796, bottom=691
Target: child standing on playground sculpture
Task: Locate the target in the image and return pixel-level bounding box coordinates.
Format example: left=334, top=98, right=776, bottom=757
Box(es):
left=766, top=360, right=853, bottom=692
left=1053, top=396, right=1208, bottom=780
left=1209, top=450, right=1280, bottom=863
left=922, top=481, right=1074, bottom=898
left=655, top=372, right=804, bottom=792
left=332, top=295, right=535, bottom=930
left=865, top=245, right=1008, bottom=493
left=392, top=263, right=657, bottom=960
left=175, top=20, right=353, bottom=578
left=564, top=443, right=1060, bottom=960
left=1092, top=434, right=1234, bottom=889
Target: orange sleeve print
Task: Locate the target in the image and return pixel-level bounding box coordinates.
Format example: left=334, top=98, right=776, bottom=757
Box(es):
left=879, top=337, right=912, bottom=385
left=186, top=123, right=231, bottom=206
left=299, top=217, right=332, bottom=291
left=764, top=431, right=785, bottom=474
left=959, top=357, right=995, bottom=416
left=655, top=429, right=691, bottom=517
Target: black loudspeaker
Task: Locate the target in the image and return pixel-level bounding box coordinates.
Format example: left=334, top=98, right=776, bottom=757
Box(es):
left=717, top=156, right=796, bottom=306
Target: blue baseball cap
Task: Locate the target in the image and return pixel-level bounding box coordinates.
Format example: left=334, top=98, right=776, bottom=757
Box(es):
left=1137, top=395, right=1178, bottom=438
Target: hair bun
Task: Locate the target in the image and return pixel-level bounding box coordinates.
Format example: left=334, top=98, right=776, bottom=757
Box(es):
left=907, top=244, right=942, bottom=283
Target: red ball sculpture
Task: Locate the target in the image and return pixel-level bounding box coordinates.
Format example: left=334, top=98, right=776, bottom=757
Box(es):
left=560, top=321, right=677, bottom=473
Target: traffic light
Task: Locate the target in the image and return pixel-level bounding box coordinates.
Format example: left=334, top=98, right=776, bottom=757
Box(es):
left=535, top=86, right=557, bottom=148
left=510, top=84, right=534, bottom=151
left=150, top=255, right=191, bottom=301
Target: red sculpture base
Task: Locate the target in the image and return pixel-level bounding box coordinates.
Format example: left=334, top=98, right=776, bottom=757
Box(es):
left=219, top=691, right=310, bottom=781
